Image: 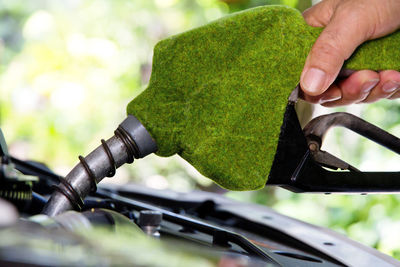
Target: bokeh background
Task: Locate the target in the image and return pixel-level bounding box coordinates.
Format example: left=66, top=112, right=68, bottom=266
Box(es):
left=1, top=0, right=400, bottom=259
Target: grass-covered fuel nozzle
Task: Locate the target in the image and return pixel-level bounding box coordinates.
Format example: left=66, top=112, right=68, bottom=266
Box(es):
left=43, top=5, right=400, bottom=216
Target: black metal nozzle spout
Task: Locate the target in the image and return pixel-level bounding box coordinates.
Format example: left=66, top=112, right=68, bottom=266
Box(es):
left=42, top=115, right=157, bottom=216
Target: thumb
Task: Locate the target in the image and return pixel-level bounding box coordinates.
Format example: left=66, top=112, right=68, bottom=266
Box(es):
left=301, top=6, right=372, bottom=96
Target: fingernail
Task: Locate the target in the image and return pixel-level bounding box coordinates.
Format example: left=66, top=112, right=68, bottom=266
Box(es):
left=302, top=68, right=326, bottom=94
left=319, top=91, right=342, bottom=104
left=361, top=79, right=379, bottom=93
left=382, top=81, right=400, bottom=93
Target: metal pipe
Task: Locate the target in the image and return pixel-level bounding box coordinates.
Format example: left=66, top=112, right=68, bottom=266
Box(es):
left=42, top=115, right=157, bottom=217
left=303, top=112, right=400, bottom=155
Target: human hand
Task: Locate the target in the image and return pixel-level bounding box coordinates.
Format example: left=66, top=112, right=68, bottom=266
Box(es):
left=300, top=0, right=400, bottom=106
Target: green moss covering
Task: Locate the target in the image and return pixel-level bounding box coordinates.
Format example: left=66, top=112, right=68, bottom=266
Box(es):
left=127, top=5, right=400, bottom=190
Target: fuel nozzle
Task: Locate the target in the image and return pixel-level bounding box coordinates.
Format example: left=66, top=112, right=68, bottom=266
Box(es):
left=42, top=115, right=157, bottom=216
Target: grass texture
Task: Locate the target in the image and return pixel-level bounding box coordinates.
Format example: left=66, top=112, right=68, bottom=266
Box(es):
left=127, top=5, right=400, bottom=190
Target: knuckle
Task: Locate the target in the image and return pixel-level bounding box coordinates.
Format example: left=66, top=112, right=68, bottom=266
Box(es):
left=335, top=0, right=380, bottom=37
left=303, top=2, right=335, bottom=27
left=379, top=70, right=400, bottom=82
left=303, top=14, right=322, bottom=27
left=311, top=33, right=345, bottom=67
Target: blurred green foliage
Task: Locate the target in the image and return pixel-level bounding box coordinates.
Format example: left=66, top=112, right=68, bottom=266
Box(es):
left=1, top=0, right=400, bottom=260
